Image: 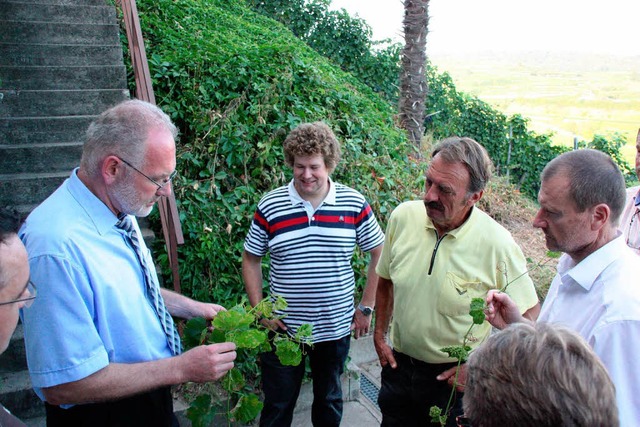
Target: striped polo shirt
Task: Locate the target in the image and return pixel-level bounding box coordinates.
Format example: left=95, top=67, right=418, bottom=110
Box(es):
left=244, top=179, right=384, bottom=343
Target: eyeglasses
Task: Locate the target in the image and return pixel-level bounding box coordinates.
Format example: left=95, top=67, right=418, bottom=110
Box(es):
left=0, top=280, right=37, bottom=307
left=117, top=157, right=177, bottom=191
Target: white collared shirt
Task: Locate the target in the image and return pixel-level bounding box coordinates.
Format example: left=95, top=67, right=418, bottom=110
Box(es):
left=539, top=235, right=640, bottom=425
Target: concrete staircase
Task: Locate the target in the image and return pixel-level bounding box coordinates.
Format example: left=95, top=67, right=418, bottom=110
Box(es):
left=0, top=0, right=129, bottom=215
left=0, top=0, right=129, bottom=423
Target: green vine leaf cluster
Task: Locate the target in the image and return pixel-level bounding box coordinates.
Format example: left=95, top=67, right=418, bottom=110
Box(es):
left=430, top=258, right=555, bottom=426
left=183, top=296, right=312, bottom=426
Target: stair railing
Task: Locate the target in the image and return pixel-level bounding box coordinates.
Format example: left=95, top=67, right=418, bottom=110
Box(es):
left=116, top=0, right=184, bottom=293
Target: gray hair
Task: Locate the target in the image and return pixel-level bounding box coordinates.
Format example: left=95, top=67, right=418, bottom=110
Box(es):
left=80, top=100, right=178, bottom=178
left=541, top=149, right=626, bottom=224
left=431, top=136, right=493, bottom=194
left=464, top=322, right=618, bottom=427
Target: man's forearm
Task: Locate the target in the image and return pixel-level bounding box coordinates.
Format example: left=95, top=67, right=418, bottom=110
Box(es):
left=242, top=251, right=265, bottom=307
left=42, top=357, right=183, bottom=406
left=374, top=277, right=394, bottom=339
left=359, top=245, right=382, bottom=307
left=161, top=288, right=201, bottom=319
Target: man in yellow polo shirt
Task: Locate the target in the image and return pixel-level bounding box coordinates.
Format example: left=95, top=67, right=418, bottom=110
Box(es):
left=373, top=136, right=540, bottom=427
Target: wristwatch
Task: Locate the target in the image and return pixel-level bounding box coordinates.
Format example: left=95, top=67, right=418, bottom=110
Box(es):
left=357, top=303, right=374, bottom=316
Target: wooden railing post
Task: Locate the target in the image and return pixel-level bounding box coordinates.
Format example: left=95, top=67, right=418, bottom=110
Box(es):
left=117, top=0, right=184, bottom=293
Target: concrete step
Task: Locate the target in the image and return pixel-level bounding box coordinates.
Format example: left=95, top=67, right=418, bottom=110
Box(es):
left=0, top=2, right=115, bottom=24
left=0, top=43, right=124, bottom=67
left=0, top=65, right=127, bottom=90
left=0, top=324, right=27, bottom=374
left=1, top=0, right=109, bottom=6
left=0, top=116, right=95, bottom=145
left=0, top=142, right=83, bottom=174
left=0, top=171, right=68, bottom=206
left=0, top=21, right=120, bottom=46
left=0, top=370, right=45, bottom=420
left=0, top=89, right=129, bottom=117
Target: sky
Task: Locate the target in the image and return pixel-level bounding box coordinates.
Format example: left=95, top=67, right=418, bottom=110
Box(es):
left=329, top=0, right=640, bottom=56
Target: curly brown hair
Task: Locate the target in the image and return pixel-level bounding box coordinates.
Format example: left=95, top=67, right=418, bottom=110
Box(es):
left=283, top=122, right=341, bottom=171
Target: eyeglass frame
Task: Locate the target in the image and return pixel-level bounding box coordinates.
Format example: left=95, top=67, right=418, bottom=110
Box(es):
left=0, top=280, right=37, bottom=307
left=117, top=157, right=177, bottom=191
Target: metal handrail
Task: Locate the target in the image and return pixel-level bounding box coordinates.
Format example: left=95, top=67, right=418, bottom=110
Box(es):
left=117, top=0, right=184, bottom=293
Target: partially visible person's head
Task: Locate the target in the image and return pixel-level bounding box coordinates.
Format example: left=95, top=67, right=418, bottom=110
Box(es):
left=423, top=137, right=493, bottom=234
left=533, top=149, right=626, bottom=259
left=79, top=100, right=178, bottom=217
left=283, top=122, right=341, bottom=173
left=0, top=208, right=32, bottom=354
left=464, top=322, right=618, bottom=427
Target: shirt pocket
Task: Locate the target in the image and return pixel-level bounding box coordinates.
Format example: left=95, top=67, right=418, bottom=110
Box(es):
left=437, top=272, right=493, bottom=317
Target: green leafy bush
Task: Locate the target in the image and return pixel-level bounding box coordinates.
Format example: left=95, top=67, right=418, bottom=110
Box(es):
left=134, top=0, right=419, bottom=305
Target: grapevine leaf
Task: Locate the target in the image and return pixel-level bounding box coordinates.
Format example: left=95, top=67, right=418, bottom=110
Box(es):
left=469, top=297, right=486, bottom=325
left=273, top=295, right=288, bottom=311
left=258, top=339, right=272, bottom=353
left=213, top=308, right=255, bottom=331
left=294, top=324, right=313, bottom=344
left=186, top=394, right=217, bottom=427
left=183, top=317, right=209, bottom=349
left=222, top=367, right=245, bottom=393
left=275, top=340, right=302, bottom=366
left=231, top=393, right=263, bottom=424
left=254, top=298, right=274, bottom=318
left=207, top=328, right=227, bottom=344
left=440, top=345, right=471, bottom=362
left=228, top=328, right=268, bottom=349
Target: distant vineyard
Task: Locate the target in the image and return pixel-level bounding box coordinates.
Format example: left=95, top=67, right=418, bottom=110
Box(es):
left=431, top=51, right=640, bottom=164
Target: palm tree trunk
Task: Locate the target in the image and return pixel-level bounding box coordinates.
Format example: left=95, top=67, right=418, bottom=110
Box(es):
left=399, top=0, right=429, bottom=151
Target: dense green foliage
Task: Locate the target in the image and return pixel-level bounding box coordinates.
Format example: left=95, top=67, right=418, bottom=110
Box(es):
left=129, top=0, right=635, bottom=306
left=247, top=0, right=402, bottom=103
left=134, top=0, right=420, bottom=305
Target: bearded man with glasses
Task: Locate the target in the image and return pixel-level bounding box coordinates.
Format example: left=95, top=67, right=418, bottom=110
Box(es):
left=19, top=100, right=237, bottom=426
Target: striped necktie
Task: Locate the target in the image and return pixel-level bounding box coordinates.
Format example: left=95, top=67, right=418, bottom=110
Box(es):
left=116, top=214, right=182, bottom=355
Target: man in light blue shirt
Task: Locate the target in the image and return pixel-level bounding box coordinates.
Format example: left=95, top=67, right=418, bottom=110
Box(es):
left=485, top=149, right=640, bottom=426
left=20, top=100, right=237, bottom=426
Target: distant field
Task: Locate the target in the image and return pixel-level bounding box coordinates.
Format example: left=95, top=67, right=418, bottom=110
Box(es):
left=430, top=51, right=640, bottom=164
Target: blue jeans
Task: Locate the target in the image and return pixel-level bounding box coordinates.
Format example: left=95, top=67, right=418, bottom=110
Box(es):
left=378, top=351, right=463, bottom=427
left=259, top=335, right=350, bottom=427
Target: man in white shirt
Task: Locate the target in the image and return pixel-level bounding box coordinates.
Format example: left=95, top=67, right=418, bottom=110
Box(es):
left=485, top=149, right=640, bottom=426
left=619, top=128, right=639, bottom=254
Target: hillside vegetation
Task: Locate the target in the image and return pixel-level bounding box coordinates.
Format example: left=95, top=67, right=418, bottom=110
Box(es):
left=128, top=0, right=623, bottom=307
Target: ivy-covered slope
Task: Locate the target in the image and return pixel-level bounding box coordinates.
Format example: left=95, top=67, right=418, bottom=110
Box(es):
left=133, top=0, right=422, bottom=302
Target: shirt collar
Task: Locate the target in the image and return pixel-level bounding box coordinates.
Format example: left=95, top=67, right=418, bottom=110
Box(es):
left=67, top=168, right=121, bottom=235
left=559, top=233, right=626, bottom=291
left=287, top=177, right=336, bottom=206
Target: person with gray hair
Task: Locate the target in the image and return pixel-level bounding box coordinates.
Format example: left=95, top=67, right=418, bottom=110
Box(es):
left=463, top=322, right=618, bottom=427
left=0, top=208, right=32, bottom=427
left=486, top=148, right=640, bottom=425
left=20, top=99, right=237, bottom=426
left=374, top=136, right=540, bottom=427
